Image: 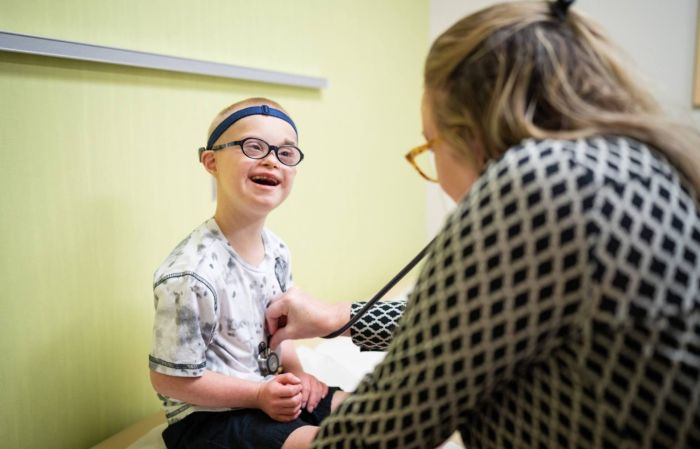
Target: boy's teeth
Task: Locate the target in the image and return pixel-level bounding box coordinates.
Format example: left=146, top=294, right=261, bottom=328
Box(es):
left=251, top=175, right=278, bottom=186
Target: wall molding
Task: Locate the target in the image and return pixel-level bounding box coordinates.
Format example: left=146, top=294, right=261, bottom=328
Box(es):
left=0, top=30, right=328, bottom=89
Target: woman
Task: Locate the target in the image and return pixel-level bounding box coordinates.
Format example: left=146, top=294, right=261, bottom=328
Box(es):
left=267, top=1, right=700, bottom=447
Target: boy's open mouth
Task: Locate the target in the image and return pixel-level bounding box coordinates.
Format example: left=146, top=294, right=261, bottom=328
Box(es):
left=250, top=175, right=280, bottom=187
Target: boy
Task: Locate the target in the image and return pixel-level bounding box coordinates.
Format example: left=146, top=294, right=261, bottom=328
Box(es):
left=149, top=98, right=346, bottom=449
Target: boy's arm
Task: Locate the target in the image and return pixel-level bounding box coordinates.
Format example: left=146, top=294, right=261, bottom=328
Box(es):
left=280, top=340, right=304, bottom=374
left=150, top=369, right=304, bottom=422
left=150, top=369, right=260, bottom=408
left=280, top=341, right=329, bottom=412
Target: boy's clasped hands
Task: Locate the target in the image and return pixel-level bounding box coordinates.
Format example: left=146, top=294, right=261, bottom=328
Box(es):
left=258, top=371, right=329, bottom=422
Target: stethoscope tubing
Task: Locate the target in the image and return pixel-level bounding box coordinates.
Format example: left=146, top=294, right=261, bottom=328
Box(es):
left=322, top=238, right=436, bottom=339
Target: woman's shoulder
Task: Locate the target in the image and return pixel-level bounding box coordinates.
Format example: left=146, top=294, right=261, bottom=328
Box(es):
left=484, top=135, right=683, bottom=192
left=447, top=135, right=678, bottom=229
left=503, top=135, right=671, bottom=174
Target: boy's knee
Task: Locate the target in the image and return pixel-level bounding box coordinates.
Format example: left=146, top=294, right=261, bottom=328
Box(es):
left=281, top=425, right=318, bottom=449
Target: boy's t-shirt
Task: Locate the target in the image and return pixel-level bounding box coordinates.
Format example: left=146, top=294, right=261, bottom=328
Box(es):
left=149, top=218, right=293, bottom=423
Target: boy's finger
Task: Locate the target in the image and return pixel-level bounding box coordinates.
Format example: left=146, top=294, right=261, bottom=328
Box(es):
left=276, top=394, right=301, bottom=411
left=301, top=383, right=310, bottom=408
left=276, top=384, right=303, bottom=398
left=280, top=385, right=303, bottom=398
left=307, top=387, right=321, bottom=411
left=278, top=402, right=302, bottom=414
left=276, top=372, right=301, bottom=385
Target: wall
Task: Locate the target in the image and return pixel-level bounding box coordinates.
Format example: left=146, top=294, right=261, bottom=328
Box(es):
left=0, top=1, right=429, bottom=447
left=427, top=0, right=700, bottom=237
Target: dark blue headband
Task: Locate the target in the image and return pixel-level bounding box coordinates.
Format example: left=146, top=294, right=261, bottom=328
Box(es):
left=206, top=105, right=298, bottom=150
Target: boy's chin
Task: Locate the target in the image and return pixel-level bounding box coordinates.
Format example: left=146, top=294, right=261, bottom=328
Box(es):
left=248, top=193, right=288, bottom=213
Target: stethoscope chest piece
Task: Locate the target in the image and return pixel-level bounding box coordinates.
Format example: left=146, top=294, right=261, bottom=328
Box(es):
left=257, top=340, right=281, bottom=375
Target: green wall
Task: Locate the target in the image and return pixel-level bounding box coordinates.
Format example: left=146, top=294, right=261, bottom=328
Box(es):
left=0, top=1, right=428, bottom=447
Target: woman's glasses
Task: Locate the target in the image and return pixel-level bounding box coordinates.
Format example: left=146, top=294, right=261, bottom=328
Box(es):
left=405, top=140, right=438, bottom=182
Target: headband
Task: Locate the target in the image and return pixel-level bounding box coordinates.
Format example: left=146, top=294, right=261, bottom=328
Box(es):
left=202, top=105, right=298, bottom=154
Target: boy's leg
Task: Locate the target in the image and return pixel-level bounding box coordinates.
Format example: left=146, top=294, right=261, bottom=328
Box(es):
left=282, top=389, right=348, bottom=449
left=165, top=409, right=315, bottom=449
left=281, top=425, right=318, bottom=449
left=330, top=390, right=350, bottom=412
left=298, top=386, right=344, bottom=426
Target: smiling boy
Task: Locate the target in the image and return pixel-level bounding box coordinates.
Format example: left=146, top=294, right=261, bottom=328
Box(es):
left=149, top=98, right=346, bottom=449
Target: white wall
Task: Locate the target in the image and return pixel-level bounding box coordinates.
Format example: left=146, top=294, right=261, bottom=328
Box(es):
left=426, top=0, right=700, bottom=237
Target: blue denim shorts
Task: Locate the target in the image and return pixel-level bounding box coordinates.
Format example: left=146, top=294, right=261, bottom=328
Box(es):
left=162, top=387, right=340, bottom=449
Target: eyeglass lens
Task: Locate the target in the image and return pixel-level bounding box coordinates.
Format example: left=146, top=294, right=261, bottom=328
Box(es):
left=413, top=148, right=437, bottom=181
left=241, top=138, right=301, bottom=166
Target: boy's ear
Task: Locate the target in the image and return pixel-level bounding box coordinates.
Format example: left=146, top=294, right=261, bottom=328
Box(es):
left=201, top=150, right=217, bottom=174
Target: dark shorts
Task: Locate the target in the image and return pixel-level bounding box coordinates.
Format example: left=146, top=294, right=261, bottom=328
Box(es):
left=162, top=387, right=341, bottom=449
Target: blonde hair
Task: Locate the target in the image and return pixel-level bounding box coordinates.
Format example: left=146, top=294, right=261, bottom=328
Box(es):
left=424, top=1, right=700, bottom=192
left=207, top=97, right=289, bottom=140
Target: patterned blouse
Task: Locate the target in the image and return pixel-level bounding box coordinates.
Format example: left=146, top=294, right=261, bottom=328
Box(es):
left=310, top=137, right=700, bottom=449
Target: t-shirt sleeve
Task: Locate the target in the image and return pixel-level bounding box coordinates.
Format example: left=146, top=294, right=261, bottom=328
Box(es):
left=309, top=139, right=597, bottom=448
left=350, top=300, right=406, bottom=351
left=149, top=273, right=218, bottom=377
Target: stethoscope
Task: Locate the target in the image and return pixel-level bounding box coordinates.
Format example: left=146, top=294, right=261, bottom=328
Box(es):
left=257, top=238, right=435, bottom=375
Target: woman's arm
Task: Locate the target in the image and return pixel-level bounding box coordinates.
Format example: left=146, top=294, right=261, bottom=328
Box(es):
left=266, top=288, right=351, bottom=347
left=348, top=300, right=406, bottom=351
left=266, top=288, right=407, bottom=351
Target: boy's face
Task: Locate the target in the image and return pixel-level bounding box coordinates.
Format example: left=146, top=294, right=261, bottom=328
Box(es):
left=207, top=113, right=298, bottom=218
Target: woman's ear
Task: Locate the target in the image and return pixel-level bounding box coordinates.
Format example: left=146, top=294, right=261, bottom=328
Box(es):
left=201, top=150, right=217, bottom=175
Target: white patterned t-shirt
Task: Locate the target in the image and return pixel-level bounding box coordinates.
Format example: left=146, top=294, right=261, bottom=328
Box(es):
left=149, top=218, right=292, bottom=424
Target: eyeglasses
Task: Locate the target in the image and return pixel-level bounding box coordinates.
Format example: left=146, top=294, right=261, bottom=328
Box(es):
left=202, top=137, right=304, bottom=166
left=405, top=140, right=438, bottom=182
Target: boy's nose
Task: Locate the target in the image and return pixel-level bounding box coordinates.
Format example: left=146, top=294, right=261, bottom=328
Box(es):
left=261, top=151, right=279, bottom=166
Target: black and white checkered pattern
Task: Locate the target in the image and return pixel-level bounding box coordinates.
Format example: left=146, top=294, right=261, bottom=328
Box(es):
left=350, top=301, right=406, bottom=351
left=313, top=137, right=700, bottom=449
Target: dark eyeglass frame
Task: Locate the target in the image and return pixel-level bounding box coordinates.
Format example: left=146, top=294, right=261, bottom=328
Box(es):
left=199, top=137, right=304, bottom=166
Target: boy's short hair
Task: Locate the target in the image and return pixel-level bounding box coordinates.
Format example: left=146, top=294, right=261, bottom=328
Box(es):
left=207, top=97, right=290, bottom=140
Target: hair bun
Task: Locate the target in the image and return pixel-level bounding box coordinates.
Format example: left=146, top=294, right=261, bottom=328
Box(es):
left=551, top=0, right=575, bottom=20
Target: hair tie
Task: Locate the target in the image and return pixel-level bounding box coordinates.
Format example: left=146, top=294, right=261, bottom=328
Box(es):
left=550, top=0, right=575, bottom=20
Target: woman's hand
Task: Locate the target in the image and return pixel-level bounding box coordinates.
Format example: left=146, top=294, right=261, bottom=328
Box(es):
left=256, top=373, right=303, bottom=422
left=266, top=287, right=351, bottom=348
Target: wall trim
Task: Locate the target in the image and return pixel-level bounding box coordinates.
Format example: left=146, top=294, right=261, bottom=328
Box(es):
left=0, top=30, right=328, bottom=89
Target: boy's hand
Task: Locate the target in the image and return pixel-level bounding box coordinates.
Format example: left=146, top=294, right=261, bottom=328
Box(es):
left=257, top=373, right=303, bottom=422
left=296, top=372, right=329, bottom=413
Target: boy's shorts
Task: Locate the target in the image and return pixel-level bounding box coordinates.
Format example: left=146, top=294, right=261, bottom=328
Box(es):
left=161, top=386, right=341, bottom=449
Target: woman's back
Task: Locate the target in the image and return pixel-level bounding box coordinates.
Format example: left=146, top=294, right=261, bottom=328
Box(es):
left=454, top=135, right=700, bottom=448
left=314, top=135, right=700, bottom=449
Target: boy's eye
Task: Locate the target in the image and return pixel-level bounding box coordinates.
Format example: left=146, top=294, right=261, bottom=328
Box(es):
left=245, top=142, right=265, bottom=153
